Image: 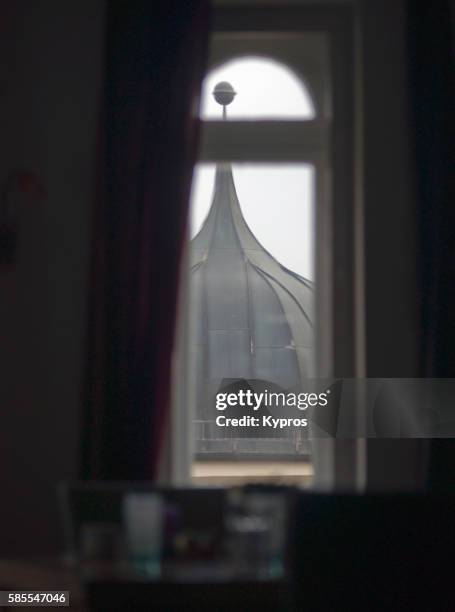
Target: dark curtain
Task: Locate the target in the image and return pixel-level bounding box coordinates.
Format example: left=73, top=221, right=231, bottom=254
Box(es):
left=82, top=0, right=211, bottom=480
left=407, top=1, right=455, bottom=487
left=408, top=0, right=455, bottom=375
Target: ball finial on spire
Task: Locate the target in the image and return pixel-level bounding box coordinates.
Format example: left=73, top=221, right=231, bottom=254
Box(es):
left=212, top=81, right=236, bottom=107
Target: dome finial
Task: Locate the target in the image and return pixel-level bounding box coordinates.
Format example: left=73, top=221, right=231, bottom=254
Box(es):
left=213, top=81, right=236, bottom=119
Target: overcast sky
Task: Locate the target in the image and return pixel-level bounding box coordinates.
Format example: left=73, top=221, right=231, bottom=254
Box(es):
left=190, top=57, right=315, bottom=280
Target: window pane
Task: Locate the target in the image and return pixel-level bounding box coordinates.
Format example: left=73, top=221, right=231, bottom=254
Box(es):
left=191, top=164, right=314, bottom=279
left=200, top=57, right=315, bottom=120
left=188, top=162, right=315, bottom=484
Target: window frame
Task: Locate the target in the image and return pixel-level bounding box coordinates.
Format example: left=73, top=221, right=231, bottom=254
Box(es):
left=169, top=5, right=363, bottom=490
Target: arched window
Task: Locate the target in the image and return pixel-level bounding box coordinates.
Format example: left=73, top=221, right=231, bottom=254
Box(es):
left=173, top=14, right=356, bottom=489
left=186, top=51, right=319, bottom=474
left=200, top=56, right=316, bottom=120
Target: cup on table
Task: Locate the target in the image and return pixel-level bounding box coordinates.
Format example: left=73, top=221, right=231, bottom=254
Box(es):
left=122, top=493, right=164, bottom=577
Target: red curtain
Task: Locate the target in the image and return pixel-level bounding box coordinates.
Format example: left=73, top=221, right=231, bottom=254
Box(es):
left=82, top=0, right=211, bottom=479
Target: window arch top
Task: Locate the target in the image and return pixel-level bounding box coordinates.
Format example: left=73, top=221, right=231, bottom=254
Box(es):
left=200, top=56, right=316, bottom=120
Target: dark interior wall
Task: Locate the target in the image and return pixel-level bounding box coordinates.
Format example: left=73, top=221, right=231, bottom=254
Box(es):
left=361, top=0, right=418, bottom=378
left=0, top=0, right=105, bottom=554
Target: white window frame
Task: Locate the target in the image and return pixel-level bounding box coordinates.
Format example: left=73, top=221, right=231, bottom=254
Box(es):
left=169, top=4, right=365, bottom=490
